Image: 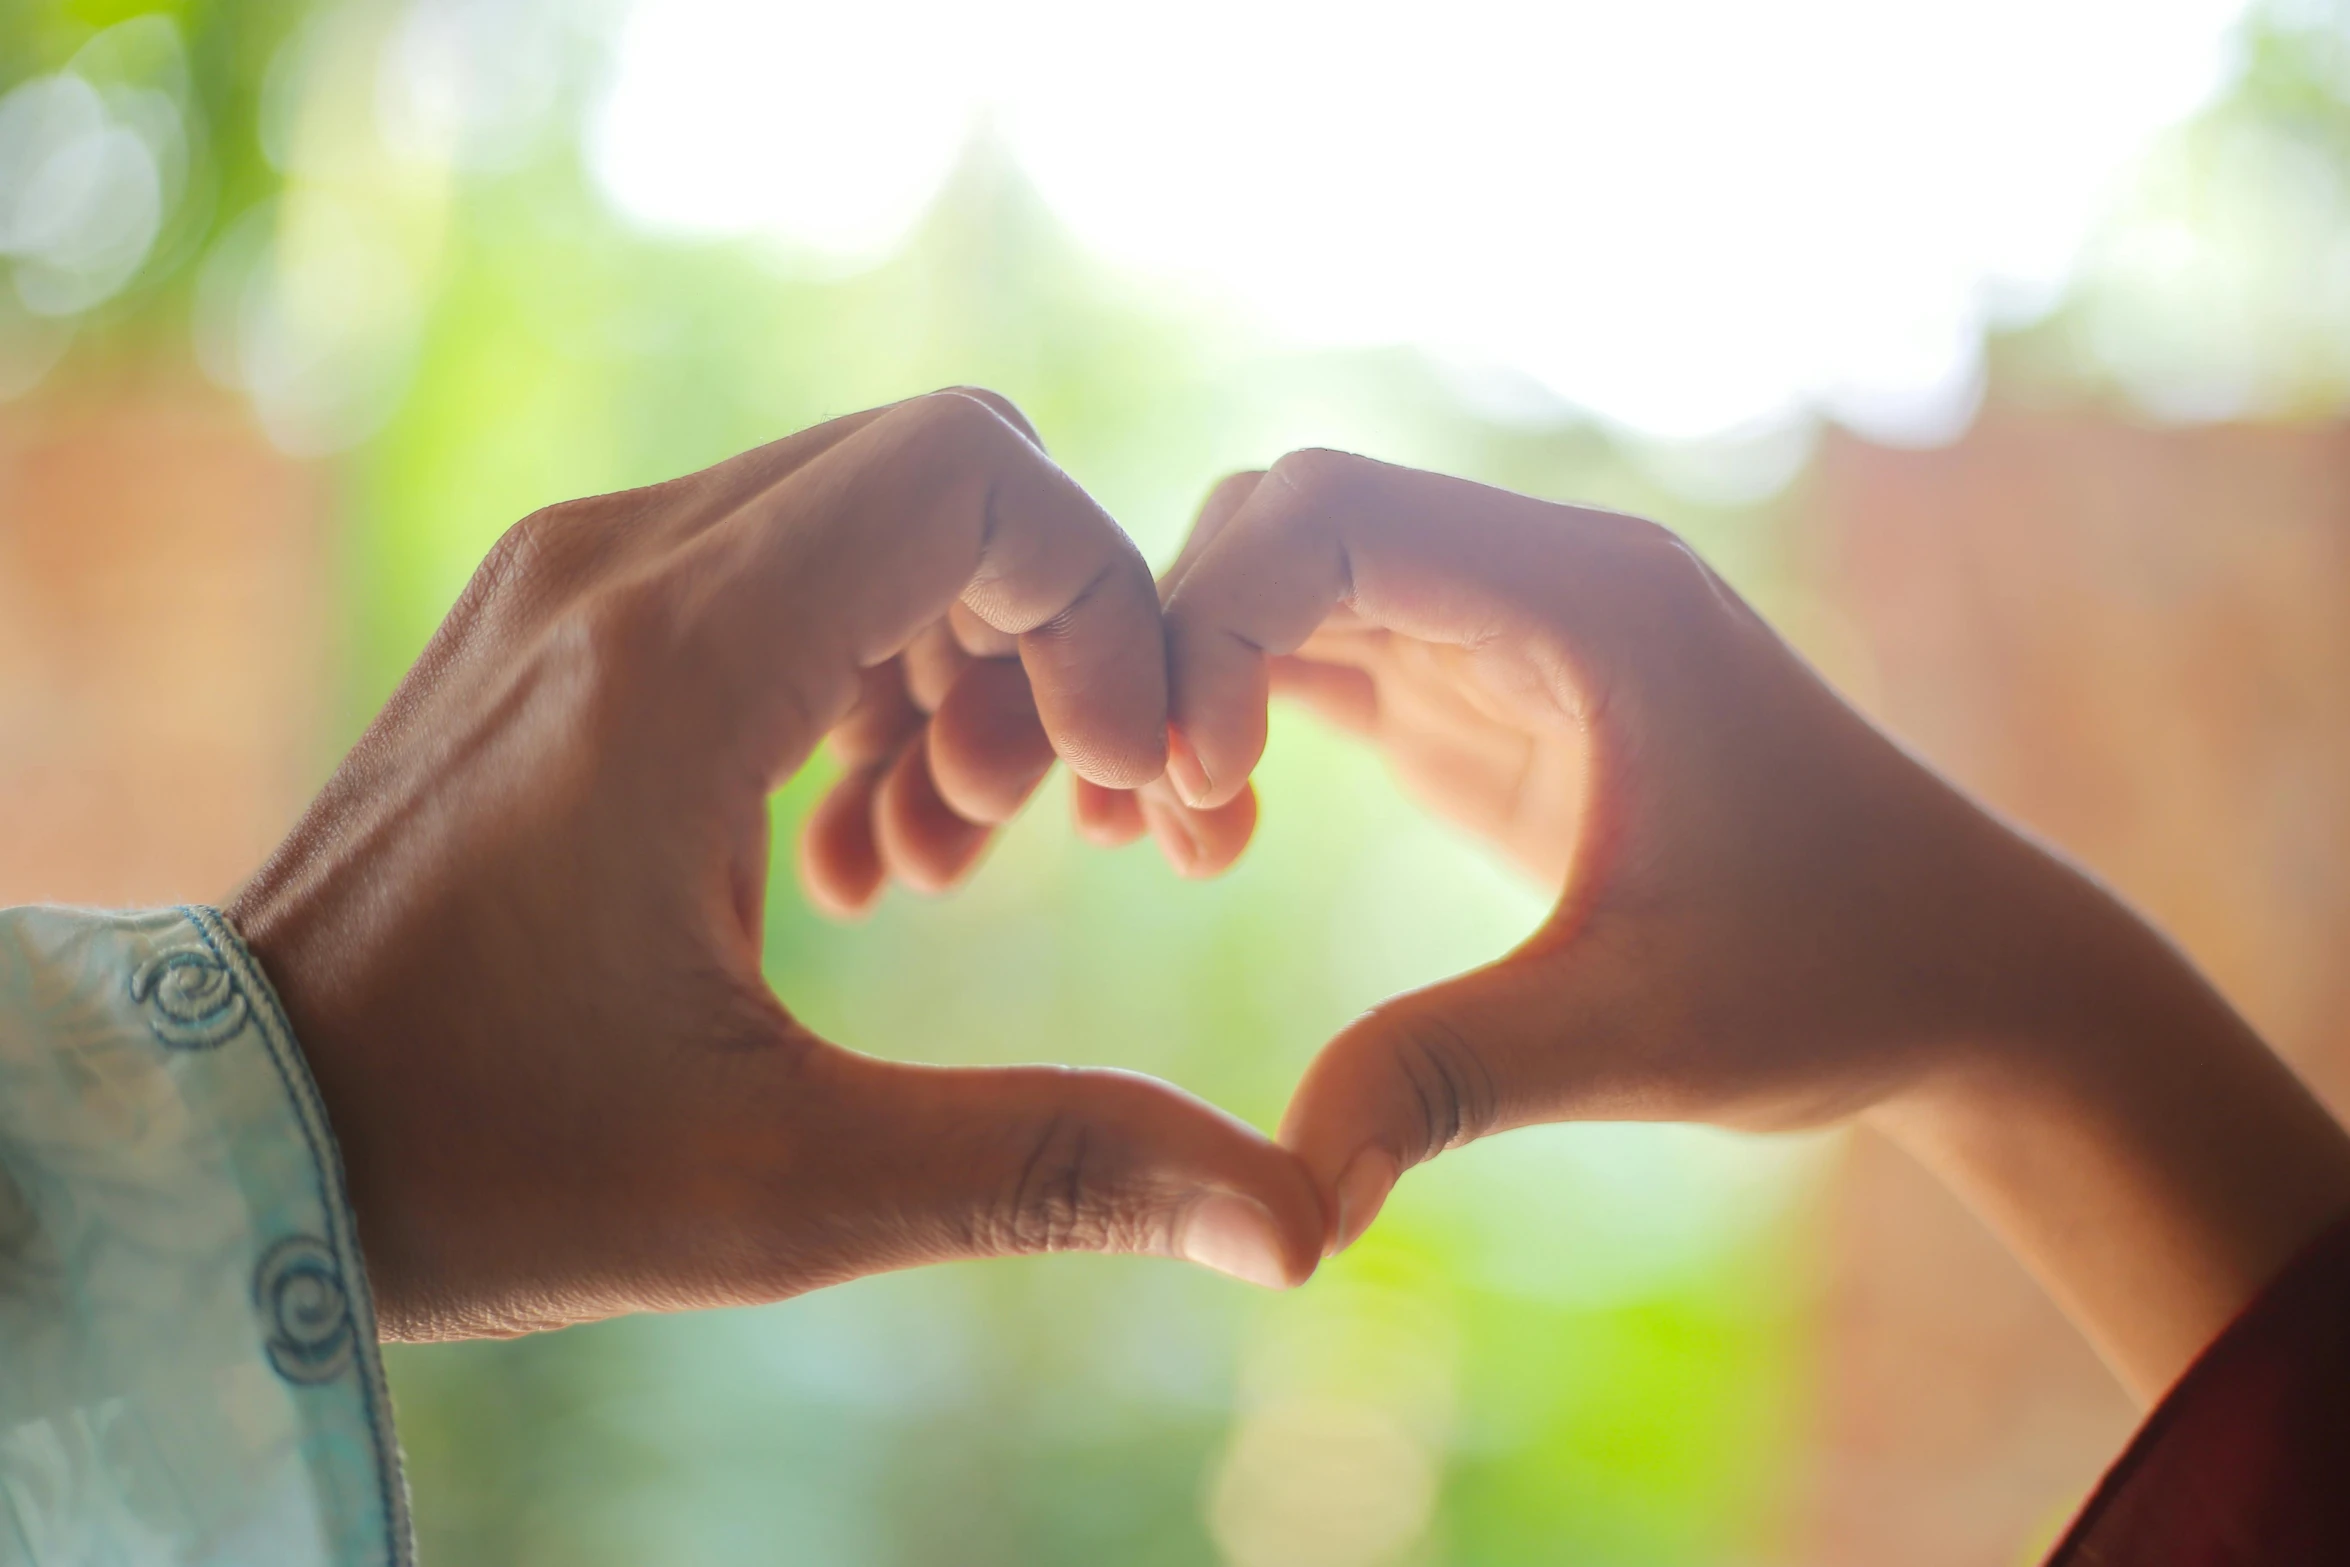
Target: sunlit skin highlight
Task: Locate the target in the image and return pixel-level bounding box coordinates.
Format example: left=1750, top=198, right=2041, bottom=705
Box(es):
left=1146, top=451, right=2350, bottom=1403
left=234, top=400, right=2350, bottom=1412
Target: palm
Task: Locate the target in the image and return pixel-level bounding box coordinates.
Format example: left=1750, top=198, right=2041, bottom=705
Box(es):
left=1275, top=615, right=1592, bottom=892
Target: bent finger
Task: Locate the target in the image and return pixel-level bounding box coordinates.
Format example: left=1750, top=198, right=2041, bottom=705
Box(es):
left=1135, top=779, right=1259, bottom=878
left=873, top=740, right=993, bottom=893
left=800, top=766, right=889, bottom=917
left=828, top=660, right=924, bottom=769
left=1073, top=779, right=1148, bottom=847
left=1160, top=469, right=1266, bottom=597
left=927, top=657, right=1057, bottom=825
left=709, top=390, right=1168, bottom=790
left=1160, top=450, right=1633, bottom=808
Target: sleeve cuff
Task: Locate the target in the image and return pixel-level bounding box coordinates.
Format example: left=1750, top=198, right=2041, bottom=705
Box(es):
left=2046, top=1203, right=2350, bottom=1564
left=0, top=904, right=412, bottom=1566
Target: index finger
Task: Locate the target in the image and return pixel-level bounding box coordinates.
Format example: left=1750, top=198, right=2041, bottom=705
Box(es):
left=699, top=390, right=1169, bottom=792
left=1158, top=448, right=1657, bottom=808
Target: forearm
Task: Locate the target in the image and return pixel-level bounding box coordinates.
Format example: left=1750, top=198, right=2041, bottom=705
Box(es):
left=1876, top=870, right=2350, bottom=1403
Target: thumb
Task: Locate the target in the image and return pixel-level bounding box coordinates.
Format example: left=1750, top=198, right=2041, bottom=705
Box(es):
left=811, top=1051, right=1327, bottom=1289
left=1280, top=947, right=1624, bottom=1256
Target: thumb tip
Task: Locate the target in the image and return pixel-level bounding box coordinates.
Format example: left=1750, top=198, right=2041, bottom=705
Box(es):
left=1327, top=1146, right=1401, bottom=1258
left=1179, top=1192, right=1311, bottom=1290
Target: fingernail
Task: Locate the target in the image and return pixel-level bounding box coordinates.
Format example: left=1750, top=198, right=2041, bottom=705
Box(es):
left=1166, top=726, right=1213, bottom=808
left=1138, top=796, right=1199, bottom=874
left=1330, top=1148, right=1399, bottom=1257
left=1180, top=1193, right=1291, bottom=1289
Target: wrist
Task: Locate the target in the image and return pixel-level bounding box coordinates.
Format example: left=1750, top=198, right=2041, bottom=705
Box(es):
left=1869, top=861, right=2350, bottom=1399
left=225, top=855, right=403, bottom=1284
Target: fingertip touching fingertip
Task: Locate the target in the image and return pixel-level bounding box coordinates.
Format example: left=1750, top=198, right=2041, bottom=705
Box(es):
left=1165, top=726, right=1214, bottom=808
left=1179, top=1192, right=1309, bottom=1290
left=1060, top=734, right=1169, bottom=794
left=1327, top=1146, right=1400, bottom=1259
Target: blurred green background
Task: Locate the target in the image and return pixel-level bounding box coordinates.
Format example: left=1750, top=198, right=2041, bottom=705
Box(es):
left=9, top=0, right=2350, bottom=1562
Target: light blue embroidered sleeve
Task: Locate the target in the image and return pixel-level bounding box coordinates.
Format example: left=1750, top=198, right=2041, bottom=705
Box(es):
left=0, top=906, right=411, bottom=1566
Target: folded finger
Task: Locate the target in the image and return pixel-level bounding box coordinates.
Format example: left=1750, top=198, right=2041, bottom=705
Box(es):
left=901, top=621, right=972, bottom=713
left=927, top=657, right=1057, bottom=825
left=1135, top=778, right=1258, bottom=879
left=705, top=390, right=1168, bottom=790
left=1160, top=449, right=1626, bottom=809
left=829, top=660, right=925, bottom=769
left=1160, top=470, right=1266, bottom=598
left=873, top=740, right=993, bottom=893
left=800, top=766, right=889, bottom=917
left=1072, top=779, right=1148, bottom=847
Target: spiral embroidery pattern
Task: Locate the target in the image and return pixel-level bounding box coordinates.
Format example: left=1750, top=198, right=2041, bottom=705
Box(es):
left=254, top=1234, right=356, bottom=1385
left=127, top=945, right=250, bottom=1050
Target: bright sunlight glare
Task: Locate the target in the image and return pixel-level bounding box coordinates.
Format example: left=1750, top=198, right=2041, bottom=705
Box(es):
left=591, top=0, right=2253, bottom=444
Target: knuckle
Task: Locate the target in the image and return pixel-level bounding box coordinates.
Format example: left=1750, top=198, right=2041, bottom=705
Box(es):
left=934, top=385, right=1036, bottom=442
left=1265, top=446, right=1367, bottom=507
left=1039, top=543, right=1148, bottom=638
left=1613, top=514, right=1711, bottom=591
left=468, top=495, right=651, bottom=631
left=982, top=1105, right=1146, bottom=1257
left=480, top=510, right=546, bottom=581
left=1381, top=1010, right=1500, bottom=1166
left=470, top=507, right=561, bottom=612
left=1204, top=469, right=1266, bottom=512
left=1584, top=513, right=1749, bottom=637
left=569, top=574, right=682, bottom=699
left=904, top=388, right=1025, bottom=459
left=440, top=506, right=592, bottom=656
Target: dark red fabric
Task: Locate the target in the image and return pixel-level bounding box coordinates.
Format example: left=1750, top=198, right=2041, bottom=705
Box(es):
left=2045, top=1211, right=2350, bottom=1565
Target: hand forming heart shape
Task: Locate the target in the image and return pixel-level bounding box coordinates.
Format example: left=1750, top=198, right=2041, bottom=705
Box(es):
left=231, top=390, right=2350, bottom=1404
left=794, top=433, right=2091, bottom=1263
left=233, top=390, right=1321, bottom=1341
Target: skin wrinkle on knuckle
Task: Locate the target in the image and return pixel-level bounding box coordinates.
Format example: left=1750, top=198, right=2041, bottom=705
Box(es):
left=1387, top=1014, right=1501, bottom=1167
left=1020, top=552, right=1124, bottom=646
left=968, top=474, right=1146, bottom=643
left=487, top=492, right=665, bottom=616
left=983, top=1108, right=1139, bottom=1257
left=1014, top=1112, right=1095, bottom=1253
left=949, top=469, right=1066, bottom=638
left=479, top=515, right=545, bottom=601
left=444, top=509, right=572, bottom=650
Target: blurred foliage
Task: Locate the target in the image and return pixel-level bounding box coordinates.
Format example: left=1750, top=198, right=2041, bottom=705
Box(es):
left=11, top=0, right=2350, bottom=1563
left=0, top=0, right=305, bottom=347
left=1997, top=0, right=2350, bottom=416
